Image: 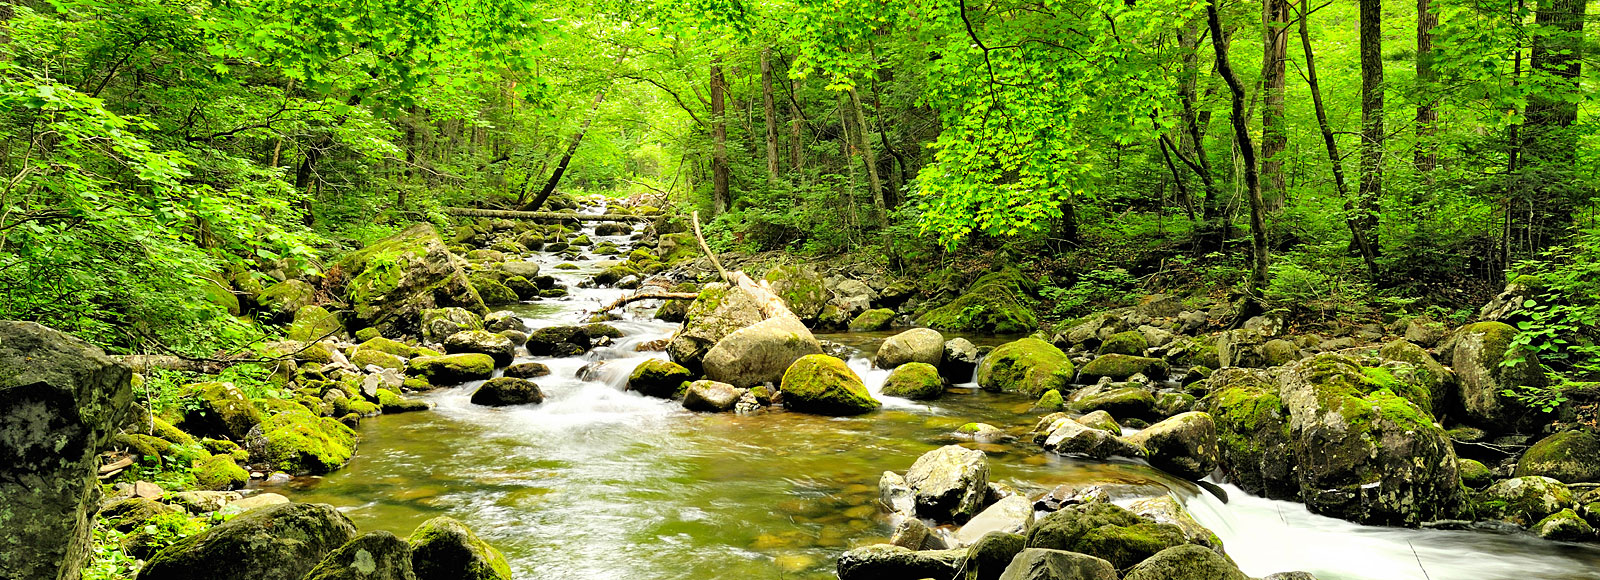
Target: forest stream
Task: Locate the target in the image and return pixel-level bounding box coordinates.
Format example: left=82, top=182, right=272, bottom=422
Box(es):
left=267, top=213, right=1600, bottom=580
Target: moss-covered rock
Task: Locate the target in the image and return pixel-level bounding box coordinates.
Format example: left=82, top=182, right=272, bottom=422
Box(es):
left=1098, top=331, right=1149, bottom=356
left=191, top=454, right=248, bottom=491
left=1034, top=389, right=1065, bottom=410
left=349, top=348, right=406, bottom=371
left=525, top=325, right=593, bottom=357
left=333, top=224, right=487, bottom=339
left=102, top=497, right=176, bottom=532
left=253, top=410, right=358, bottom=475
left=469, top=378, right=544, bottom=407
left=1459, top=458, right=1493, bottom=488
left=420, top=307, right=485, bottom=344
left=468, top=274, right=519, bottom=306
left=666, top=283, right=767, bottom=372
left=408, top=354, right=496, bottom=385
left=683, top=380, right=744, bottom=412
left=288, top=305, right=343, bottom=342
left=623, top=359, right=690, bottom=399
left=258, top=279, right=318, bottom=320
left=764, top=264, right=828, bottom=322
left=1452, top=321, right=1545, bottom=430
left=1076, top=410, right=1121, bottom=433
left=960, top=532, right=1027, bottom=580
left=835, top=544, right=966, bottom=580
left=1125, top=412, right=1219, bottom=480
left=408, top=516, right=512, bottom=580
left=1378, top=339, right=1455, bottom=421
left=443, top=330, right=516, bottom=366
left=881, top=362, right=945, bottom=400
left=180, top=382, right=263, bottom=441
left=976, top=338, right=1074, bottom=396
left=1025, top=503, right=1191, bottom=569
left=140, top=502, right=358, bottom=580
left=1070, top=386, right=1157, bottom=420
left=1533, top=508, right=1595, bottom=541
left=917, top=269, right=1037, bottom=334
left=376, top=389, right=430, bottom=413
left=848, top=308, right=896, bottom=332
left=780, top=354, right=881, bottom=415
left=355, top=327, right=382, bottom=342
left=1481, top=476, right=1574, bottom=526
left=1201, top=368, right=1298, bottom=500
left=301, top=531, right=415, bottom=580
left=1079, top=354, right=1169, bottom=381
left=1123, top=544, right=1250, bottom=580
left=1515, top=430, right=1600, bottom=484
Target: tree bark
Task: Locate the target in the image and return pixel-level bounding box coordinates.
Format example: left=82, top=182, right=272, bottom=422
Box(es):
left=1208, top=1, right=1270, bottom=292
left=847, top=86, right=885, bottom=212
left=1301, top=0, right=1379, bottom=278
left=1261, top=0, right=1291, bottom=211
left=1357, top=0, right=1384, bottom=255
left=1415, top=0, right=1439, bottom=174
left=1178, top=22, right=1223, bottom=226
left=761, top=48, right=781, bottom=183
left=1520, top=0, right=1587, bottom=247
left=710, top=58, right=731, bottom=214
left=524, top=90, right=607, bottom=212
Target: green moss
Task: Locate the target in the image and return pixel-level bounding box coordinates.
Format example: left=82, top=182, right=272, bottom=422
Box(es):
left=848, top=308, right=897, bottom=332
left=880, top=362, right=944, bottom=400
left=409, top=353, right=496, bottom=384
left=147, top=416, right=195, bottom=446
left=1080, top=354, right=1169, bottom=381
left=190, top=454, right=248, bottom=490
left=917, top=269, right=1038, bottom=334
left=354, top=327, right=382, bottom=342
left=1035, top=389, right=1066, bottom=410
left=628, top=359, right=694, bottom=398
left=376, top=389, right=430, bottom=414
left=360, top=336, right=418, bottom=358
left=976, top=338, right=1075, bottom=396
left=1515, top=431, right=1600, bottom=483
left=1460, top=458, right=1493, bottom=488
left=780, top=354, right=882, bottom=415
left=409, top=516, right=513, bottom=580
left=256, top=410, right=357, bottom=475
left=470, top=274, right=519, bottom=306
left=350, top=348, right=406, bottom=370
left=1099, top=331, right=1149, bottom=355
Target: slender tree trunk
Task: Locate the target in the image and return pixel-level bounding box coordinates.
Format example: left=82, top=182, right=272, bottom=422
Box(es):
left=1261, top=0, right=1291, bottom=211
left=710, top=58, right=731, bottom=214
left=761, top=48, right=781, bottom=183
left=1178, top=23, right=1224, bottom=226
left=868, top=78, right=909, bottom=207
left=1520, top=0, right=1587, bottom=246
left=847, top=86, right=885, bottom=211
left=524, top=90, right=607, bottom=212
left=1301, top=0, right=1379, bottom=278
left=1208, top=1, right=1270, bottom=292
left=1357, top=0, right=1384, bottom=255
left=1415, top=0, right=1439, bottom=174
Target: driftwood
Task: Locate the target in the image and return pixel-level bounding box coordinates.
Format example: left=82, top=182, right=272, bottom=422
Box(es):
left=691, top=210, right=730, bottom=282
left=115, top=355, right=233, bottom=374
left=598, top=291, right=700, bottom=312
left=445, top=207, right=651, bottom=222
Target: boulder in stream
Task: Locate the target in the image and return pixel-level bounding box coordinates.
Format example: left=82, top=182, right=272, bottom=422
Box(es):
left=1515, top=430, right=1600, bottom=484
left=1038, top=417, right=1145, bottom=460
left=1023, top=502, right=1190, bottom=569
left=763, top=264, right=828, bottom=323
left=1124, top=412, right=1220, bottom=480
left=682, top=380, right=745, bottom=412
left=249, top=410, right=358, bottom=475
left=1122, top=544, right=1250, bottom=580
left=701, top=316, right=822, bottom=387
left=470, top=377, right=545, bottom=407
left=903, top=445, right=990, bottom=523
left=302, top=531, right=417, bottom=580
left=628, top=359, right=693, bottom=398
left=849, top=308, right=897, bottom=332
left=780, top=354, right=881, bottom=415
left=875, top=328, right=945, bottom=369
left=408, top=354, right=496, bottom=385
left=1451, top=321, right=1544, bottom=430
left=334, top=224, right=487, bottom=339
left=526, top=325, right=593, bottom=356
left=941, top=337, right=981, bottom=381
left=836, top=544, right=965, bottom=580
left=1078, top=354, right=1169, bottom=381
left=443, top=330, right=516, bottom=366
left=666, top=283, right=767, bottom=372
left=994, top=548, right=1117, bottom=580
left=421, top=307, right=486, bottom=344
left=409, top=516, right=513, bottom=580
left=881, top=362, right=945, bottom=400
left=139, top=502, right=358, bottom=580
left=977, top=338, right=1075, bottom=396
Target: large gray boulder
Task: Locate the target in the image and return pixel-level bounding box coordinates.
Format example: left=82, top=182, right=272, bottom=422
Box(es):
left=0, top=321, right=133, bottom=580
left=666, top=283, right=766, bottom=373
left=335, top=224, right=488, bottom=338
left=874, top=328, right=945, bottom=369
left=1122, top=544, right=1249, bottom=580
left=836, top=544, right=965, bottom=580
left=1038, top=418, right=1145, bottom=460
left=996, top=548, right=1117, bottom=580
left=138, top=502, right=358, bottom=580
left=443, top=330, right=516, bottom=366
left=904, top=445, right=990, bottom=523
left=1452, top=321, right=1545, bottom=430
left=701, top=317, right=822, bottom=387
left=763, top=264, right=828, bottom=322
left=302, top=531, right=417, bottom=580
left=1125, top=412, right=1220, bottom=480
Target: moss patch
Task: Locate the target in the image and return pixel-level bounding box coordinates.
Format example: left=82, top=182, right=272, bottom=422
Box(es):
left=976, top=338, right=1074, bottom=396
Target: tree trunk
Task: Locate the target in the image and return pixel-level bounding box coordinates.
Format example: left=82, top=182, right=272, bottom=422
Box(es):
left=1357, top=0, right=1384, bottom=255
left=710, top=58, right=731, bottom=214
left=1178, top=22, right=1224, bottom=227
left=1520, top=0, right=1587, bottom=247
left=1208, top=1, right=1270, bottom=292
left=847, top=86, right=885, bottom=211
left=524, top=90, right=607, bottom=212
left=1415, top=0, right=1439, bottom=174
left=761, top=48, right=781, bottom=183
left=1301, top=0, right=1379, bottom=278
left=1261, top=0, right=1290, bottom=211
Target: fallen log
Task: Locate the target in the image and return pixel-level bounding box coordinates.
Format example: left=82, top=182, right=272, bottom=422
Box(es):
left=444, top=207, right=652, bottom=222
left=598, top=292, right=701, bottom=313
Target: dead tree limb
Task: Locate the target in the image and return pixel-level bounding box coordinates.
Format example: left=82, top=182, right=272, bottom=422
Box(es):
left=691, top=210, right=729, bottom=283
left=598, top=292, right=700, bottom=312
left=444, top=208, right=651, bottom=222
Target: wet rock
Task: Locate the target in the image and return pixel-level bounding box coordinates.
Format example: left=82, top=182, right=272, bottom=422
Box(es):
left=955, top=495, right=1035, bottom=546
left=408, top=516, right=513, bottom=580
left=702, top=317, right=822, bottom=387
left=1377, top=339, right=1455, bottom=420
left=1125, top=412, right=1220, bottom=480
left=1075, top=410, right=1121, bottom=434
left=961, top=531, right=1026, bottom=580
left=780, top=354, right=881, bottom=415
left=302, top=531, right=417, bottom=580
left=1262, top=339, right=1300, bottom=366
left=408, top=354, right=496, bottom=384
left=1125, top=496, right=1221, bottom=550
left=333, top=225, right=487, bottom=337
left=443, top=330, right=516, bottom=366
left=470, top=378, right=544, bottom=407
left=875, top=328, right=946, bottom=369
left=1034, top=389, right=1065, bottom=411
left=102, top=497, right=176, bottom=532
left=1533, top=508, right=1594, bottom=541
left=1039, top=418, right=1144, bottom=460
left=193, top=454, right=250, bottom=490
left=1098, top=330, right=1148, bottom=356
left=420, top=307, right=486, bottom=344
left=888, top=517, right=931, bottom=549
left=1480, top=476, right=1573, bottom=526
left=483, top=310, right=524, bottom=333
left=526, top=325, right=592, bottom=357
left=504, top=362, right=551, bottom=379
left=250, top=410, right=357, bottom=475
left=1452, top=321, right=1545, bottom=430
left=905, top=445, right=990, bottom=523
left=849, top=308, right=897, bottom=331
left=956, top=422, right=1008, bottom=443
left=1023, top=503, right=1189, bottom=569
left=499, top=261, right=541, bottom=279
left=941, top=338, right=982, bottom=382
left=1069, top=385, right=1157, bottom=420
left=1201, top=368, right=1297, bottom=500
left=880, top=471, right=917, bottom=517
left=1459, top=458, right=1493, bottom=488
left=139, top=502, right=358, bottom=580
left=179, top=381, right=264, bottom=440
left=1122, top=544, right=1249, bottom=580
left=666, top=283, right=767, bottom=372
left=1154, top=392, right=1197, bottom=417
left=1514, top=430, right=1600, bottom=484
left=683, top=380, right=745, bottom=412
left=995, top=548, right=1117, bottom=580
left=167, top=491, right=243, bottom=514
left=836, top=544, right=965, bottom=580
left=627, top=359, right=693, bottom=398
left=1216, top=329, right=1267, bottom=368
left=881, top=362, right=946, bottom=400
left=978, top=338, right=1075, bottom=396
left=1078, top=354, right=1169, bottom=381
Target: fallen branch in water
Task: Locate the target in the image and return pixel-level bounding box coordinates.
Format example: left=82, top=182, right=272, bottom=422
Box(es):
left=444, top=207, right=650, bottom=222
left=598, top=291, right=701, bottom=312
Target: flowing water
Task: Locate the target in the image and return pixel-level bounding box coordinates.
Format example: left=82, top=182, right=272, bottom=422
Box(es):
left=279, top=213, right=1600, bottom=580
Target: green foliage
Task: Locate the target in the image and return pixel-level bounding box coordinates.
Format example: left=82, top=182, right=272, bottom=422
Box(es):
left=1504, top=228, right=1600, bottom=381
left=1041, top=268, right=1141, bottom=317
left=1263, top=252, right=1373, bottom=319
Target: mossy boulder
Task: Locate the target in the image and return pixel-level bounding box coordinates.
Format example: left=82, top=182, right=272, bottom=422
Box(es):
left=1125, top=412, right=1220, bottom=480
left=1069, top=386, right=1157, bottom=420
left=960, top=531, right=1027, bottom=580
left=1480, top=476, right=1574, bottom=526
left=1034, top=389, right=1065, bottom=410
left=848, top=308, right=897, bottom=332
left=1098, top=330, right=1149, bottom=356
left=763, top=264, right=828, bottom=322
left=1452, top=321, right=1545, bottom=430
left=180, top=382, right=263, bottom=441
left=408, top=354, right=496, bottom=385
left=470, top=378, right=544, bottom=407
left=835, top=544, right=966, bottom=580
left=333, top=224, right=487, bottom=339
left=627, top=359, right=693, bottom=398
left=917, top=269, right=1037, bottom=334
left=1024, top=503, right=1191, bottom=570
left=1460, top=458, right=1493, bottom=488
left=1079, top=354, right=1169, bottom=381
left=1076, top=410, right=1121, bottom=433
left=443, top=330, right=517, bottom=366
left=302, top=531, right=416, bottom=580
left=653, top=283, right=700, bottom=322
left=139, top=502, right=357, bottom=580
left=258, top=279, right=318, bottom=320
left=102, top=497, right=176, bottom=532
left=1378, top=339, right=1455, bottom=420
left=701, top=316, right=823, bottom=388
left=253, top=410, right=358, bottom=475
left=525, top=325, right=592, bottom=357
left=1123, top=544, right=1250, bottom=580
left=408, top=516, right=512, bottom=580
left=504, top=362, right=551, bottom=379
left=191, top=454, right=249, bottom=491
left=1533, top=508, right=1595, bottom=541
left=874, top=328, right=945, bottom=369
left=288, top=305, right=343, bottom=342
left=881, top=362, right=945, bottom=400
left=666, top=283, right=767, bottom=373
left=976, top=338, right=1074, bottom=396
left=377, top=389, right=430, bottom=413
left=420, top=307, right=485, bottom=344
left=990, top=548, right=1117, bottom=580
left=780, top=354, right=881, bottom=416
left=468, top=274, right=519, bottom=306
left=1515, top=430, right=1600, bottom=484
left=350, top=348, right=406, bottom=371
left=1201, top=368, right=1297, bottom=500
